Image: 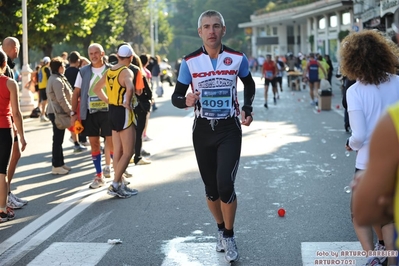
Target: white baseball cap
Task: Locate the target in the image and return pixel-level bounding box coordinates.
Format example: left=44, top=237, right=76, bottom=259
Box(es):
left=117, top=45, right=134, bottom=57
left=43, top=56, right=50, bottom=64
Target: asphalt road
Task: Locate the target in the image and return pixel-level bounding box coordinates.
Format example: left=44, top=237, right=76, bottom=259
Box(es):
left=0, top=74, right=367, bottom=266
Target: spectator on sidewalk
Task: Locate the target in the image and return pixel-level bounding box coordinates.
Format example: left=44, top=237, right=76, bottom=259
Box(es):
left=46, top=57, right=75, bottom=175
left=0, top=50, right=27, bottom=222
left=2, top=37, right=28, bottom=209
left=341, top=29, right=399, bottom=266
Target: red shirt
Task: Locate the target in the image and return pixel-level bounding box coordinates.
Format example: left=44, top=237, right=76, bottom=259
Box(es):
left=0, top=75, right=12, bottom=128
left=262, top=60, right=276, bottom=79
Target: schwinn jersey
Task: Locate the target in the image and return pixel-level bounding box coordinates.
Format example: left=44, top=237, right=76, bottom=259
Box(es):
left=178, top=45, right=249, bottom=119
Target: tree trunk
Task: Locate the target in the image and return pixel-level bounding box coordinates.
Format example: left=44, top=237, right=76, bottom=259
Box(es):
left=42, top=43, right=53, bottom=57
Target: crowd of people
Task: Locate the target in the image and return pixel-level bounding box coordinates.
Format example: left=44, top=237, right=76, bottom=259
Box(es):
left=251, top=51, right=334, bottom=109
left=0, top=39, right=169, bottom=221
left=3, top=8, right=399, bottom=266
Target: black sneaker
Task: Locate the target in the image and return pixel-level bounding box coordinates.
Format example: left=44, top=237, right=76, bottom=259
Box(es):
left=107, top=185, right=132, bottom=199
left=264, top=103, right=268, bottom=109
left=0, top=208, right=15, bottom=223
left=273, top=97, right=277, bottom=104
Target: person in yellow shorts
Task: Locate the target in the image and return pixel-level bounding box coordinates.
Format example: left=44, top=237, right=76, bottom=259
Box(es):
left=93, top=44, right=142, bottom=198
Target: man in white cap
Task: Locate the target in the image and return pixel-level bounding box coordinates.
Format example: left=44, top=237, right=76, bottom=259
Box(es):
left=93, top=44, right=142, bottom=198
left=38, top=56, right=51, bottom=122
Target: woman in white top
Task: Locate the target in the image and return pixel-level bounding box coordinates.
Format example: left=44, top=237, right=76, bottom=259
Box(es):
left=341, top=30, right=399, bottom=266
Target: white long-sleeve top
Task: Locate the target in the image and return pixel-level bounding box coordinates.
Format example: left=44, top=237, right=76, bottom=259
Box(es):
left=347, top=74, right=399, bottom=169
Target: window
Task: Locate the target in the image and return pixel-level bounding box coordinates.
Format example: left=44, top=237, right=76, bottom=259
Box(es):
left=259, top=27, right=266, bottom=37
left=330, top=14, right=337, bottom=27
left=342, top=12, right=350, bottom=25
left=273, top=27, right=278, bottom=36
left=319, top=17, right=326, bottom=29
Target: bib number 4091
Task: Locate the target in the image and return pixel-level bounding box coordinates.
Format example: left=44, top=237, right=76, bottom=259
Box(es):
left=202, top=99, right=229, bottom=108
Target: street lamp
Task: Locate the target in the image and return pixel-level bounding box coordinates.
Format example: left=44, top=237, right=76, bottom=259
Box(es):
left=20, top=0, right=35, bottom=113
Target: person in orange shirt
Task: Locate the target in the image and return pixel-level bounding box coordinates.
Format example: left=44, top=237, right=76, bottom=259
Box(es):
left=262, top=54, right=278, bottom=108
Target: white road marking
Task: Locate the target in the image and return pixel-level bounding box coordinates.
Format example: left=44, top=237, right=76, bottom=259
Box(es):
left=161, top=235, right=227, bottom=266
left=301, top=242, right=368, bottom=265
left=27, top=242, right=113, bottom=266
left=0, top=185, right=109, bottom=266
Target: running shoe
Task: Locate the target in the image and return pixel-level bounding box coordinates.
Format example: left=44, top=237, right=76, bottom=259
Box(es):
left=89, top=177, right=105, bottom=189
left=121, top=184, right=138, bottom=196
left=107, top=185, right=132, bottom=198
left=216, top=230, right=224, bottom=252
left=74, top=143, right=87, bottom=153
left=273, top=97, right=277, bottom=104
left=80, top=141, right=90, bottom=146
left=124, top=169, right=133, bottom=178
left=7, top=194, right=24, bottom=209
left=374, top=242, right=386, bottom=263
left=222, top=236, right=239, bottom=263
left=141, top=150, right=151, bottom=157
left=62, top=165, right=72, bottom=171
left=103, top=167, right=111, bottom=178
left=122, top=175, right=130, bottom=185
left=9, top=192, right=28, bottom=205
left=0, top=208, right=15, bottom=223
left=264, top=103, right=268, bottom=109
left=40, top=115, right=49, bottom=122
left=143, top=135, right=152, bottom=142
left=136, top=158, right=151, bottom=165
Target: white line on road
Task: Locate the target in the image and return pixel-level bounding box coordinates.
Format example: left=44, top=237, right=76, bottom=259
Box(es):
left=1, top=184, right=109, bottom=266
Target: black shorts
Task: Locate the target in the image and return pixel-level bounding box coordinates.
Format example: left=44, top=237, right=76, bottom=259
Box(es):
left=192, top=116, right=242, bottom=203
left=108, top=105, right=135, bottom=132
left=0, top=128, right=13, bottom=174
left=274, top=76, right=282, bottom=85
left=39, top=89, right=47, bottom=101
left=309, top=79, right=320, bottom=85
left=264, top=78, right=276, bottom=87
left=81, top=111, right=112, bottom=137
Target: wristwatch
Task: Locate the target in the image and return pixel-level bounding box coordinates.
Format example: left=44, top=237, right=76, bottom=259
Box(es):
left=70, top=111, right=76, bottom=116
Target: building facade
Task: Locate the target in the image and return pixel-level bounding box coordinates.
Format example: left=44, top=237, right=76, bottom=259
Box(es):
left=239, top=0, right=399, bottom=63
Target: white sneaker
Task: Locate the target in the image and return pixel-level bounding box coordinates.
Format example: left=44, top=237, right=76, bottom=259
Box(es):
left=216, top=230, right=224, bottom=252
left=40, top=115, right=49, bottom=122
left=9, top=192, right=28, bottom=205
left=103, top=167, right=111, bottom=178
left=7, top=195, right=24, bottom=209
left=124, top=169, right=133, bottom=178
left=136, top=158, right=151, bottom=165
left=52, top=166, right=69, bottom=175
left=222, top=236, right=239, bottom=263
left=62, top=165, right=72, bottom=171
left=89, top=177, right=105, bottom=189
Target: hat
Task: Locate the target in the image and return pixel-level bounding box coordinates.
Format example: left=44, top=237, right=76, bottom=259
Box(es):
left=117, top=45, right=134, bottom=57
left=43, top=56, right=50, bottom=64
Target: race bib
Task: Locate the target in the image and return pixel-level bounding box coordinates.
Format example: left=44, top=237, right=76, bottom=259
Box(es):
left=266, top=71, right=273, bottom=78
left=200, top=88, right=231, bottom=119
left=89, top=96, right=108, bottom=113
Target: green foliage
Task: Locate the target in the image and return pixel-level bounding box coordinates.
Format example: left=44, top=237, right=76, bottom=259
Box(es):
left=255, top=0, right=319, bottom=15
left=338, top=30, right=350, bottom=41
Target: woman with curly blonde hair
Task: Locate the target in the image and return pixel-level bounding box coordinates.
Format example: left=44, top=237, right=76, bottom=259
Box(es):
left=341, top=30, right=399, bottom=266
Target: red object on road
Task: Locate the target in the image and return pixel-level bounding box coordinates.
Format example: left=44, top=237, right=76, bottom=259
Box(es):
left=278, top=208, right=285, bottom=217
